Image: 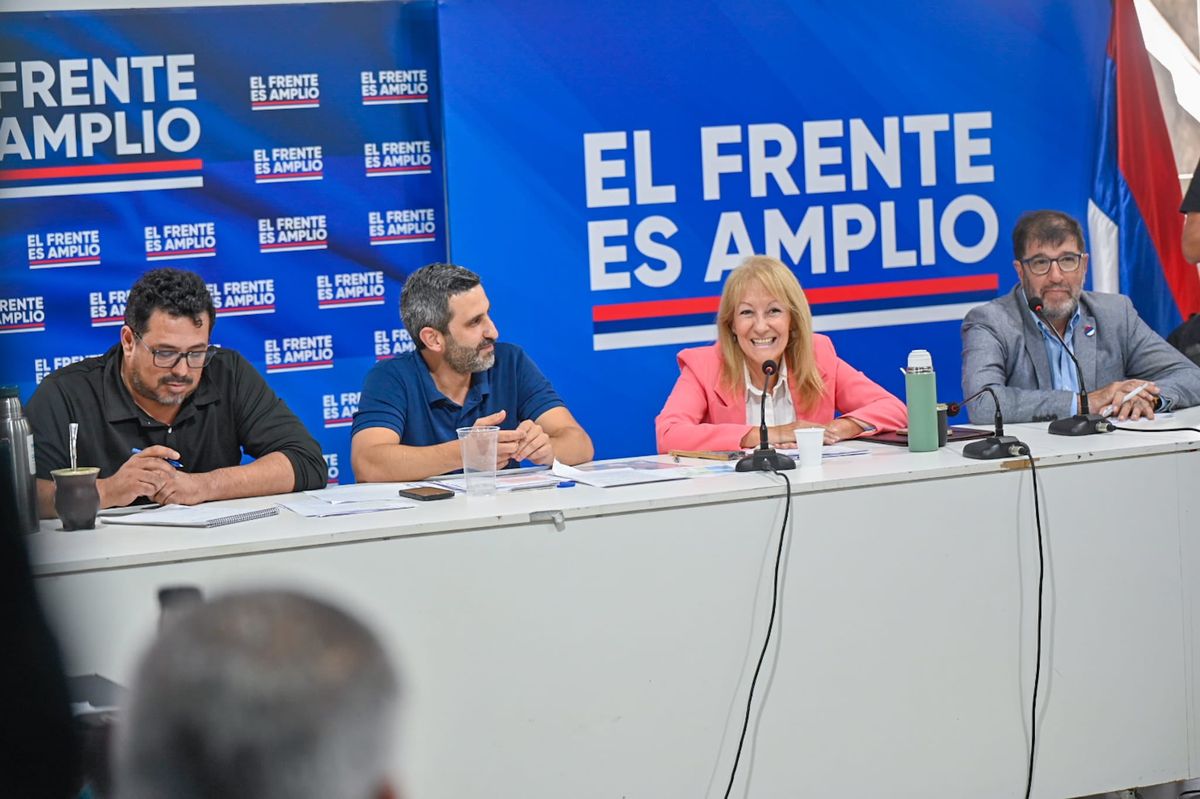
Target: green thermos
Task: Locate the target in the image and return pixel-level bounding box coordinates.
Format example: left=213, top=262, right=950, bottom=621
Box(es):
left=905, top=349, right=938, bottom=452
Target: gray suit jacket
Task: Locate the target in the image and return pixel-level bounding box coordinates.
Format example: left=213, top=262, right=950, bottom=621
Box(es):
left=960, top=285, right=1200, bottom=423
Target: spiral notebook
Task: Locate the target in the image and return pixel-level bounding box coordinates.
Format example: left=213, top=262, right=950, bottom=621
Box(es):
left=102, top=504, right=279, bottom=528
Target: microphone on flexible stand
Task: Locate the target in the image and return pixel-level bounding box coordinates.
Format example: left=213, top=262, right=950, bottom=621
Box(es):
left=735, top=359, right=796, bottom=473
left=1026, top=295, right=1111, bottom=436
left=950, top=386, right=1029, bottom=459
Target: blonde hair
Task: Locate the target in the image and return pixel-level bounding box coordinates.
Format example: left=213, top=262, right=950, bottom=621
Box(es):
left=716, top=256, right=824, bottom=411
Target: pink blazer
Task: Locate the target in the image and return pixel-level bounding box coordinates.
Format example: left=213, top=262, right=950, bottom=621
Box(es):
left=655, top=336, right=907, bottom=452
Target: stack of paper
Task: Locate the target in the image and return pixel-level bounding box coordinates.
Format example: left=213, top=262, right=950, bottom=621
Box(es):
left=304, top=484, right=422, bottom=502
left=430, top=472, right=561, bottom=492
left=277, top=497, right=415, bottom=517
left=775, top=444, right=871, bottom=460
left=103, top=504, right=279, bottom=527
left=552, top=460, right=692, bottom=488
left=821, top=444, right=872, bottom=458
left=277, top=484, right=417, bottom=517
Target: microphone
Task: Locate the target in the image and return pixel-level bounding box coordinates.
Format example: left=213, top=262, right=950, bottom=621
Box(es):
left=755, top=360, right=777, bottom=450
left=735, top=359, right=796, bottom=473
left=954, top=386, right=1029, bottom=459
left=1026, top=295, right=1111, bottom=436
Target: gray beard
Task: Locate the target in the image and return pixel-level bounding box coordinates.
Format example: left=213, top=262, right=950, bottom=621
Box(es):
left=1023, top=282, right=1078, bottom=322
left=1038, top=293, right=1079, bottom=322
left=445, top=337, right=496, bottom=374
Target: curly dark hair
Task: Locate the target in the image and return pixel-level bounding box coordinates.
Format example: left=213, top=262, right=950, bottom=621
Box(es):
left=124, top=268, right=216, bottom=335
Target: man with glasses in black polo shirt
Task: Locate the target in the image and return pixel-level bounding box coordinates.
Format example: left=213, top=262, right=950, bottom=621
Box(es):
left=961, top=209, right=1200, bottom=424
left=27, top=268, right=325, bottom=517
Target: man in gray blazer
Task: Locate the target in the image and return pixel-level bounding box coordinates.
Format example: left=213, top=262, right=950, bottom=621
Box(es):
left=961, top=210, right=1200, bottom=424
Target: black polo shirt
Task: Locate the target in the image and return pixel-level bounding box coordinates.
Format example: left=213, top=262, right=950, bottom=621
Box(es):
left=26, top=344, right=326, bottom=498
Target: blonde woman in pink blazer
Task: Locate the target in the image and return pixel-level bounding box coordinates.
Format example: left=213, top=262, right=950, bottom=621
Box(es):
left=655, top=256, right=906, bottom=453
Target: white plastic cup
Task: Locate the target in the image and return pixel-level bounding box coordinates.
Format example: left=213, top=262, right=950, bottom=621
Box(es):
left=793, top=428, right=824, bottom=468
left=456, top=425, right=499, bottom=496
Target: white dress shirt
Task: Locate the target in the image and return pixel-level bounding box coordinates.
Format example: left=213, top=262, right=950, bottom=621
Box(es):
left=744, top=362, right=795, bottom=427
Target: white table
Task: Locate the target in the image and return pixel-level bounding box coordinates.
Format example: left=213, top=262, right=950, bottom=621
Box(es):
left=30, top=411, right=1200, bottom=799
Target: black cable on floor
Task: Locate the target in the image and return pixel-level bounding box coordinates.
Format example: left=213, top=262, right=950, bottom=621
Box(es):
left=723, top=470, right=791, bottom=799
left=1023, top=451, right=1044, bottom=799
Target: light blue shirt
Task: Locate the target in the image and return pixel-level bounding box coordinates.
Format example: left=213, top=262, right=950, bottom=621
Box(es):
left=1026, top=304, right=1173, bottom=415
left=1030, top=306, right=1083, bottom=412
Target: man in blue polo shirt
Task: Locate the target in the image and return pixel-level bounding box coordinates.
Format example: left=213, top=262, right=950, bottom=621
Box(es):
left=351, top=263, right=593, bottom=482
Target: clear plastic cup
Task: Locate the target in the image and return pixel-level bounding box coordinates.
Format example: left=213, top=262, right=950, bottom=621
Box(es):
left=456, top=426, right=499, bottom=496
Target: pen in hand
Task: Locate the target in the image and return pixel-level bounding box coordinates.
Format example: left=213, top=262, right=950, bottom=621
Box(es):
left=1100, top=383, right=1149, bottom=417
left=130, top=447, right=184, bottom=469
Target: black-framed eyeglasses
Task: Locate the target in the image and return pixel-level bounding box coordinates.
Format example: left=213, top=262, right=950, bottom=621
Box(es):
left=133, top=331, right=215, bottom=368
left=1020, top=252, right=1085, bottom=276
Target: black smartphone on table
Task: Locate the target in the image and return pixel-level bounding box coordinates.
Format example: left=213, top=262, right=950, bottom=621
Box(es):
left=398, top=486, right=455, bottom=501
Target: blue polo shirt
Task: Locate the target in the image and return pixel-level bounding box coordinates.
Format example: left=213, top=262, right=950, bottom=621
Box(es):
left=351, top=342, right=564, bottom=449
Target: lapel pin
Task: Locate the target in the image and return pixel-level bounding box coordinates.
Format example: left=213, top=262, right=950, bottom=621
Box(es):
left=1084, top=325, right=1095, bottom=337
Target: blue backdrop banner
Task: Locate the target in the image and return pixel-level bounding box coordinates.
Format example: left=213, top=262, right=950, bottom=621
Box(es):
left=0, top=1, right=447, bottom=485
left=3, top=1, right=1116, bottom=473
left=438, top=0, right=1112, bottom=458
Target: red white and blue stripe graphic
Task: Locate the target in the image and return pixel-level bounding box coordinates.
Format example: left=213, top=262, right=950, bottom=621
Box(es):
left=147, top=247, right=216, bottom=261
left=255, top=170, right=323, bottom=183
left=260, top=240, right=327, bottom=254
left=362, top=94, right=428, bottom=105
left=251, top=98, right=319, bottom=111
left=369, top=233, right=436, bottom=246
left=0, top=158, right=204, bottom=200
left=592, top=274, right=999, bottom=351
left=0, top=321, right=46, bottom=334
left=1088, top=0, right=1200, bottom=334
left=29, top=254, right=100, bottom=269
left=318, top=296, right=385, bottom=309
left=216, top=304, right=275, bottom=317
left=90, top=314, right=124, bottom=327
left=365, top=164, right=432, bottom=177
left=323, top=415, right=354, bottom=428
left=266, top=359, right=333, bottom=373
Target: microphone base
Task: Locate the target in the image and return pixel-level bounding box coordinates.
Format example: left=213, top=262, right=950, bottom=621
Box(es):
left=1048, top=414, right=1112, bottom=436
left=962, top=435, right=1028, bottom=460
left=735, top=447, right=796, bottom=472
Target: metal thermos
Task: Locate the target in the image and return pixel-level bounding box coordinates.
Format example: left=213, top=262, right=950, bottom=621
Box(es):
left=904, top=350, right=939, bottom=453
left=0, top=386, right=39, bottom=534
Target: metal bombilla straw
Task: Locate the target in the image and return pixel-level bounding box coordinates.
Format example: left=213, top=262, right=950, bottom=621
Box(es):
left=69, top=422, right=78, bottom=471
